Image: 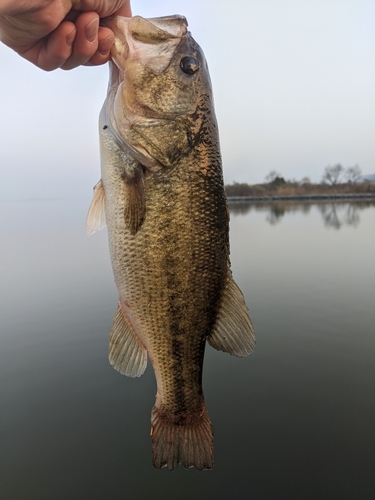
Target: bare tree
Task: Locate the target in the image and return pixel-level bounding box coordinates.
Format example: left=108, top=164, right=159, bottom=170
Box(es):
left=265, top=170, right=281, bottom=183
left=322, top=164, right=344, bottom=185
left=345, top=164, right=362, bottom=183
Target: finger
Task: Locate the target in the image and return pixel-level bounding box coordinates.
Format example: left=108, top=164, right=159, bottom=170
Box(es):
left=19, top=21, right=77, bottom=71
left=86, top=0, right=132, bottom=18
left=114, top=4, right=132, bottom=17
left=84, top=27, right=114, bottom=66
left=60, top=12, right=100, bottom=71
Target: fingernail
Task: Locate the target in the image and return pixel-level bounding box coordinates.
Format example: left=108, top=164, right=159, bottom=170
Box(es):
left=85, top=17, right=99, bottom=43
left=98, top=35, right=115, bottom=55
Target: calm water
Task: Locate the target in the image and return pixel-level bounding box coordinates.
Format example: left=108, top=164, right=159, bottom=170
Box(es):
left=1, top=199, right=374, bottom=500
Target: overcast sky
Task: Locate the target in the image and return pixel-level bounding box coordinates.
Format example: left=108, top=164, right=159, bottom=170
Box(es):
left=0, top=0, right=374, bottom=200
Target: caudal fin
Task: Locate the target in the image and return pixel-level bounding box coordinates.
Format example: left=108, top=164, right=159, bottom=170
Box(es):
left=150, top=405, right=213, bottom=471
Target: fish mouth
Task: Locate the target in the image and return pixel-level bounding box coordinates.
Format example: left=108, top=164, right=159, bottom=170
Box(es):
left=102, top=15, right=188, bottom=41
left=101, top=15, right=188, bottom=73
left=103, top=14, right=191, bottom=122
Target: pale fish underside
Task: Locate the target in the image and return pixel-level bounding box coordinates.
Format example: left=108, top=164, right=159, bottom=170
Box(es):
left=87, top=14, right=255, bottom=471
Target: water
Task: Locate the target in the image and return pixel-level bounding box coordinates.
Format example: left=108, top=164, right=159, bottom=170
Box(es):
left=1, top=199, right=374, bottom=499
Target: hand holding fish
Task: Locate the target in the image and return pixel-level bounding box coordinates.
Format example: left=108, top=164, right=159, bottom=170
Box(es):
left=0, top=0, right=131, bottom=70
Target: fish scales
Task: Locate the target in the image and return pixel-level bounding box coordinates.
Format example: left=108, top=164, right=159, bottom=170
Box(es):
left=109, top=150, right=228, bottom=414
left=87, top=14, right=255, bottom=471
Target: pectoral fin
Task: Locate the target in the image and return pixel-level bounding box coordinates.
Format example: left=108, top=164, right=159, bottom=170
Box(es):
left=86, top=179, right=106, bottom=235
left=123, top=164, right=146, bottom=235
left=208, top=274, right=255, bottom=357
left=109, top=304, right=147, bottom=377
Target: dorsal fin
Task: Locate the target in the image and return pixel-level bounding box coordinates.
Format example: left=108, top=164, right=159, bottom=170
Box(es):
left=208, top=273, right=255, bottom=357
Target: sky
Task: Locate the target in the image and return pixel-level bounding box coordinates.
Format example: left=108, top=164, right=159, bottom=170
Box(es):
left=0, top=0, right=374, bottom=200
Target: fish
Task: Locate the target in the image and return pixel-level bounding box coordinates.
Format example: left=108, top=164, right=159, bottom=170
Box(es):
left=87, top=14, right=255, bottom=471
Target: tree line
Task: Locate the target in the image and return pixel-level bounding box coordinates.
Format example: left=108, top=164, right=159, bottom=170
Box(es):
left=225, top=164, right=375, bottom=197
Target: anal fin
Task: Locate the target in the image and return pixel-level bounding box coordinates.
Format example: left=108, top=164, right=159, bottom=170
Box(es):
left=208, top=273, right=255, bottom=357
left=122, top=164, right=146, bottom=235
left=86, top=179, right=106, bottom=235
left=109, top=304, right=147, bottom=377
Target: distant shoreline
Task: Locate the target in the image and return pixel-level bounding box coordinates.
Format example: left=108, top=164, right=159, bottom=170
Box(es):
left=227, top=193, right=375, bottom=202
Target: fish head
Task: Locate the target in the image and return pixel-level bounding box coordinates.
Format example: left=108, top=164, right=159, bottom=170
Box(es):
left=102, top=15, right=215, bottom=169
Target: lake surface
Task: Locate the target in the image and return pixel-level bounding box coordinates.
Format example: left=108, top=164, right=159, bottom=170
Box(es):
left=1, top=199, right=374, bottom=500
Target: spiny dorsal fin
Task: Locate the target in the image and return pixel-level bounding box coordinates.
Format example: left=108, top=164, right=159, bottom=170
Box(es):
left=109, top=304, right=147, bottom=377
left=208, top=273, right=255, bottom=357
left=86, top=179, right=106, bottom=235
left=123, top=164, right=146, bottom=235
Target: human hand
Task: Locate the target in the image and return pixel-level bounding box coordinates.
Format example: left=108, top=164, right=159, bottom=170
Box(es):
left=0, top=0, right=131, bottom=71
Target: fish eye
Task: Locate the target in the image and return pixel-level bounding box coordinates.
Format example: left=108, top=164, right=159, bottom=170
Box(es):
left=180, top=56, right=199, bottom=75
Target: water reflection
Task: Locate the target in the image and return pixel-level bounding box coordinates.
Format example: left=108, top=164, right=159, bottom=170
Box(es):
left=228, top=200, right=374, bottom=229
left=1, top=198, right=375, bottom=499
left=317, top=202, right=363, bottom=229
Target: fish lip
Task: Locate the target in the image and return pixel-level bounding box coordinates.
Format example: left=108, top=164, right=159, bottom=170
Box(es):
left=100, top=15, right=188, bottom=39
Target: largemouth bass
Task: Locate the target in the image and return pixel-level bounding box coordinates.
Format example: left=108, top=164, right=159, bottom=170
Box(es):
left=87, top=14, right=255, bottom=471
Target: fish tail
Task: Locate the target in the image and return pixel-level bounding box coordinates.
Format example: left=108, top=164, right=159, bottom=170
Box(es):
left=150, top=405, right=213, bottom=471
